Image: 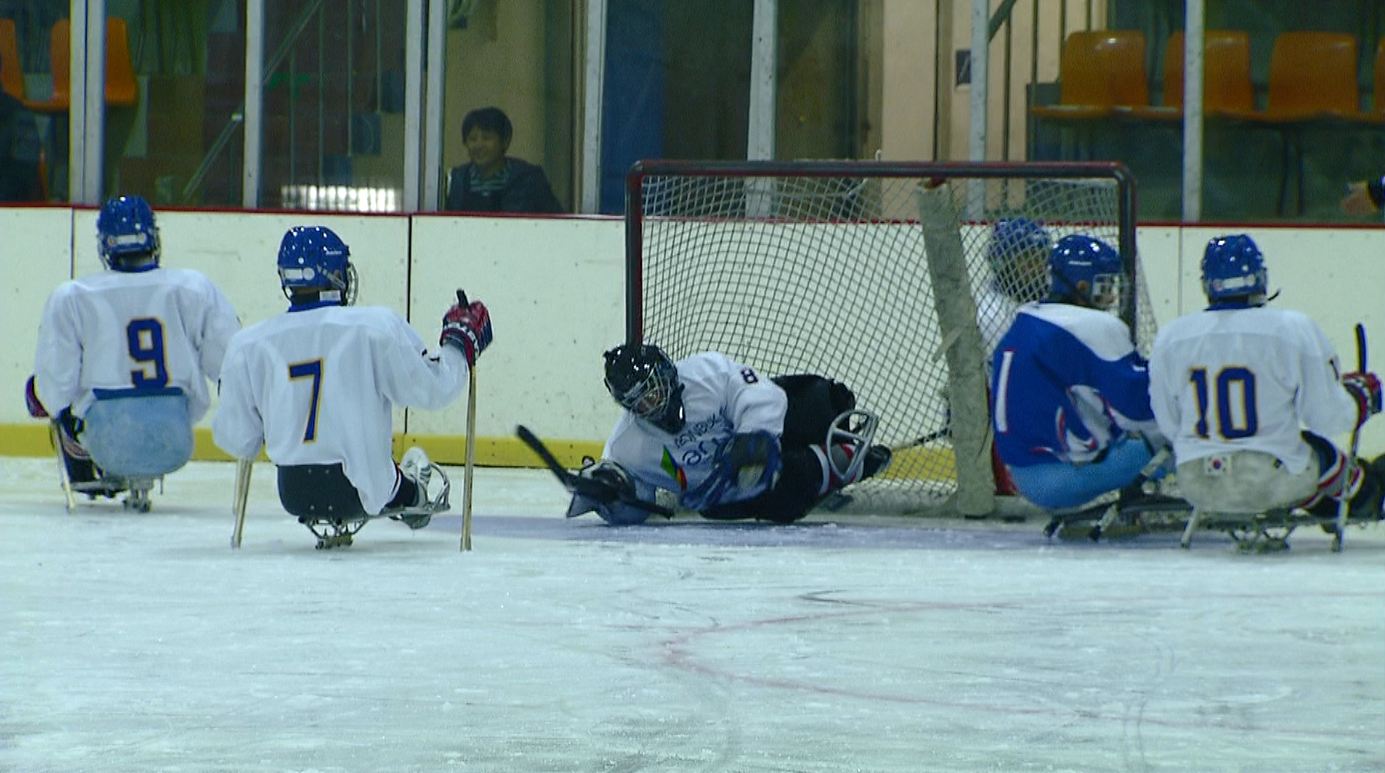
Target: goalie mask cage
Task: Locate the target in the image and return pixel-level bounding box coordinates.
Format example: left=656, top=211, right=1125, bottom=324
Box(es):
left=625, top=160, right=1149, bottom=516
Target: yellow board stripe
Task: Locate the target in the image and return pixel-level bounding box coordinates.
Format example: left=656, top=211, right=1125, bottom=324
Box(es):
left=0, top=423, right=605, bottom=468
left=0, top=423, right=960, bottom=483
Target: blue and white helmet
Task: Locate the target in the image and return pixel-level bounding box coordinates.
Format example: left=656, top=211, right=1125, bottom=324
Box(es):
left=96, top=195, right=159, bottom=270
left=1048, top=234, right=1123, bottom=310
left=989, top=217, right=1052, bottom=300
left=277, top=226, right=357, bottom=306
left=1201, top=234, right=1268, bottom=305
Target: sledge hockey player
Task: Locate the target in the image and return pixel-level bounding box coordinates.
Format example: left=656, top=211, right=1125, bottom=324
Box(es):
left=26, top=194, right=240, bottom=511
left=976, top=217, right=1052, bottom=498
left=977, top=217, right=1052, bottom=356
left=211, top=226, right=492, bottom=548
left=1148, top=234, right=1385, bottom=536
left=989, top=234, right=1166, bottom=511
left=565, top=344, right=893, bottom=525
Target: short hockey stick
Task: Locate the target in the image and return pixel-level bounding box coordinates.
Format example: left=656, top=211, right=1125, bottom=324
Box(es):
left=1332, top=323, right=1368, bottom=553
left=515, top=424, right=673, bottom=517
left=49, top=420, right=76, bottom=512
left=458, top=289, right=477, bottom=553
left=230, top=457, right=252, bottom=548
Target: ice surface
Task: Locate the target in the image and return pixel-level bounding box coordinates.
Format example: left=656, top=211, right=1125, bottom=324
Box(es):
left=2, top=457, right=1383, bottom=772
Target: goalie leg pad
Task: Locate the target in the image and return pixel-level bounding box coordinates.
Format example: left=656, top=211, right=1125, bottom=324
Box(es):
left=701, top=449, right=825, bottom=523
left=774, top=374, right=858, bottom=447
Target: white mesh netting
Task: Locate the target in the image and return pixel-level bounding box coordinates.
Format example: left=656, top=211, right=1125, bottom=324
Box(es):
left=630, top=163, right=1150, bottom=513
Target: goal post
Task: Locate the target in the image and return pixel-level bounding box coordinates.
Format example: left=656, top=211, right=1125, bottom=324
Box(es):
left=624, top=160, right=1145, bottom=515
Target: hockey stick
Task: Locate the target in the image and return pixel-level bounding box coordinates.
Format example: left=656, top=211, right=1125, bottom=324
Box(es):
left=1332, top=323, right=1368, bottom=553
left=49, top=420, right=76, bottom=512
left=515, top=424, right=674, bottom=517
left=230, top=457, right=252, bottom=549
left=458, top=289, right=477, bottom=553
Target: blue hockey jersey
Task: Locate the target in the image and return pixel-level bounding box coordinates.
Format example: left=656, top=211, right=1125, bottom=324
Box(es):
left=990, top=302, right=1157, bottom=468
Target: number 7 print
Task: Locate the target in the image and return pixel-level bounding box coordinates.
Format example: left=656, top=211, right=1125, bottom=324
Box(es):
left=288, top=360, right=323, bottom=442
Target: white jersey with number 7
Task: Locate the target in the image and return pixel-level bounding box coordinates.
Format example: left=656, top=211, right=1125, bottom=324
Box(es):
left=212, top=304, right=466, bottom=514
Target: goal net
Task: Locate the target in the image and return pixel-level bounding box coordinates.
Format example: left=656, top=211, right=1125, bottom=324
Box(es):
left=625, top=160, right=1150, bottom=516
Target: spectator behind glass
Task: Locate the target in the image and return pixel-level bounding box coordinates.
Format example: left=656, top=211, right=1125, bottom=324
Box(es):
left=444, top=107, right=562, bottom=214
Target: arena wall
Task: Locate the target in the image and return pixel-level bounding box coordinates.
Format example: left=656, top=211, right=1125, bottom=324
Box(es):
left=2, top=208, right=1382, bottom=467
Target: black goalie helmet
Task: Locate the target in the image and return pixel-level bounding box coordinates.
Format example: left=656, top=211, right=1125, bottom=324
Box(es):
left=603, top=343, right=686, bottom=433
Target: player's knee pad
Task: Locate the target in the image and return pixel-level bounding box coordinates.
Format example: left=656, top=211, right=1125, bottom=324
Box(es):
left=82, top=389, right=192, bottom=477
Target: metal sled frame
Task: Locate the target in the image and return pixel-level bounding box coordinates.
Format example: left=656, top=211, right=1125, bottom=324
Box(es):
left=826, top=409, right=879, bottom=484
left=1182, top=507, right=1368, bottom=553
left=49, top=418, right=164, bottom=513
left=1043, top=496, right=1194, bottom=542
left=383, top=461, right=453, bottom=529
left=299, top=515, right=372, bottom=550
left=298, top=462, right=452, bottom=550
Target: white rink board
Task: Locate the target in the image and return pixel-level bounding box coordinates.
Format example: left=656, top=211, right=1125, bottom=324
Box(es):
left=3, top=208, right=1385, bottom=454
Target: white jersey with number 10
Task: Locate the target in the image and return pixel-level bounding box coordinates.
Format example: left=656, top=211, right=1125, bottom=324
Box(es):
left=1148, top=305, right=1358, bottom=475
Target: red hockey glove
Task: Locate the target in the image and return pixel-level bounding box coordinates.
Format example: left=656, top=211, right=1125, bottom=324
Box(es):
left=24, top=375, right=48, bottom=418
left=440, top=298, right=493, bottom=366
left=1342, top=371, right=1383, bottom=427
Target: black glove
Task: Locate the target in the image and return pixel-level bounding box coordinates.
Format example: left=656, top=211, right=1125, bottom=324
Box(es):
left=440, top=298, right=493, bottom=366
left=575, top=458, right=635, bottom=503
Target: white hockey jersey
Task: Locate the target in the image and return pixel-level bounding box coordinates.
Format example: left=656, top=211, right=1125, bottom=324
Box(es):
left=604, top=351, right=788, bottom=510
left=212, top=304, right=466, bottom=514
left=34, top=267, right=240, bottom=422
left=1148, top=304, right=1358, bottom=474
left=975, top=279, right=1022, bottom=362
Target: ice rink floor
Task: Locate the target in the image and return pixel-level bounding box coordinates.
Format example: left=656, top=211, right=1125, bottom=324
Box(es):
left=2, top=456, right=1383, bottom=773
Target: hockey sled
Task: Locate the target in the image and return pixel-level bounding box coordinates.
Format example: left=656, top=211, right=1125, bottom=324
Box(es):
left=51, top=388, right=193, bottom=513
left=277, top=461, right=451, bottom=549
left=1181, top=507, right=1378, bottom=553
left=1043, top=491, right=1193, bottom=542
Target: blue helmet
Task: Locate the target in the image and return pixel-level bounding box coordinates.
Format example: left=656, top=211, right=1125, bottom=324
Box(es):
left=989, top=218, right=1052, bottom=300
left=603, top=343, right=685, bottom=433
left=96, top=195, right=159, bottom=270
left=1201, top=234, right=1267, bottom=304
left=1048, top=234, right=1123, bottom=309
left=277, top=226, right=356, bottom=305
